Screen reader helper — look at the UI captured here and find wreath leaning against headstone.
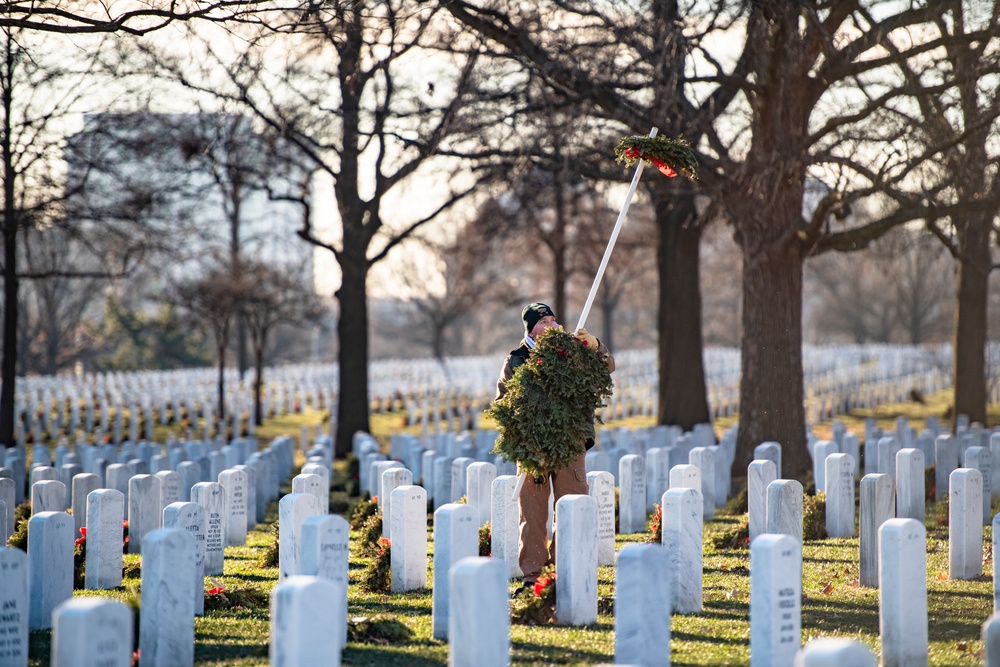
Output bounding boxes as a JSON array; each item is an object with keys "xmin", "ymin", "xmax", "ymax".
[{"xmin": 486, "ymin": 328, "xmax": 614, "ymax": 479}]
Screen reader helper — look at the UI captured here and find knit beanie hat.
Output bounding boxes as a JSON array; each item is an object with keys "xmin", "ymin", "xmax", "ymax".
[{"xmin": 522, "ymin": 302, "xmax": 556, "ymax": 334}]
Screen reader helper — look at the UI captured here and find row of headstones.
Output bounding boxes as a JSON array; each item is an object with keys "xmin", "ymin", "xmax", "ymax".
[
  {"xmin": 355, "ymin": 419, "xmax": 729, "ymax": 503},
  {"xmin": 0, "ymin": 433, "xmax": 299, "ymax": 554},
  {"xmin": 276, "ymin": 472, "xmax": 959, "ymax": 667},
  {"xmin": 810, "ymin": 425, "xmax": 1000, "ymax": 521},
  {"xmin": 0, "ymin": 432, "xmax": 283, "ymax": 507},
  {"xmin": 10, "ymin": 342, "xmax": 955, "ymax": 433},
  {"xmin": 17, "ymin": 396, "xmax": 260, "ymax": 447},
  {"xmin": 751, "ymin": 440, "xmax": 997, "ymax": 589},
  {"xmin": 0, "ymin": 433, "xmax": 321, "ymax": 666},
  {"xmin": 6, "ymin": 436, "xmax": 297, "ymax": 595},
  {"xmin": 18, "ymin": 368, "xmax": 331, "ymax": 428},
  {"xmin": 1, "ymin": 436, "xmax": 254, "ymax": 497},
  {"xmin": 26, "ymin": 458, "xmax": 988, "ymax": 667},
  {"xmin": 359, "ymin": 424, "xmax": 746, "ymax": 563},
  {"xmin": 0, "ymin": 529, "xmax": 348, "ymax": 667}
]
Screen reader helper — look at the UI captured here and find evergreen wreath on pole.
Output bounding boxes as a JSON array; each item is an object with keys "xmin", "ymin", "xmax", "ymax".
[
  {"xmin": 486, "ymin": 328, "xmax": 613, "ymax": 479},
  {"xmin": 614, "ymin": 134, "xmax": 698, "ymax": 180}
]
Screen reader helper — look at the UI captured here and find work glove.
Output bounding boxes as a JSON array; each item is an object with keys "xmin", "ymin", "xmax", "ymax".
[{"xmin": 574, "ymin": 328, "xmax": 598, "ymax": 349}]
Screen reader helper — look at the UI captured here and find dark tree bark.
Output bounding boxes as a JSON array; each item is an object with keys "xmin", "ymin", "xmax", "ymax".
[
  {"xmin": 734, "ymin": 239, "xmax": 807, "ymax": 477},
  {"xmin": 216, "ymin": 326, "xmax": 228, "ymax": 425},
  {"xmin": 335, "ymin": 247, "xmax": 370, "ymax": 458},
  {"xmin": 0, "ymin": 35, "xmax": 17, "ymax": 446},
  {"xmin": 652, "ymin": 184, "xmax": 710, "ymax": 430},
  {"xmin": 953, "ymin": 217, "xmax": 991, "ymax": 425},
  {"xmin": 254, "ymin": 343, "xmax": 264, "ymax": 427}
]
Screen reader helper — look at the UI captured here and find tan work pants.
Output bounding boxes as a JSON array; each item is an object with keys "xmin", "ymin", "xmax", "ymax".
[{"xmin": 517, "ymin": 451, "xmax": 588, "ymax": 581}]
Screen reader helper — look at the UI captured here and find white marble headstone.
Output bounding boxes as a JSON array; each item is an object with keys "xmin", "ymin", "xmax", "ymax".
[
  {"xmin": 279, "ymin": 492, "xmax": 321, "ymax": 580},
  {"xmin": 85, "ymin": 489, "xmax": 125, "ymax": 590},
  {"xmin": 432, "ymin": 503, "xmax": 478, "ymax": 640},
  {"xmin": 191, "ymin": 481, "xmax": 226, "ymax": 576},
  {"xmin": 586, "ymin": 471, "xmax": 616, "ymax": 567},
  {"xmin": 448, "ymin": 557, "xmax": 509, "ymax": 667},
  {"xmin": 71, "ymin": 473, "xmax": 101, "ymax": 539},
  {"xmin": 748, "ymin": 460, "xmax": 777, "ymax": 541},
  {"xmin": 765, "ymin": 480, "xmax": 803, "ymax": 544},
  {"xmin": 300, "ymin": 514, "xmax": 350, "ymax": 649},
  {"xmin": 490, "ymin": 475, "xmax": 521, "ymax": 578},
  {"xmin": 824, "ymin": 453, "xmax": 855, "ymax": 538},
  {"xmin": 661, "ymin": 487, "xmax": 703, "ymax": 614},
  {"xmin": 31, "ymin": 479, "xmax": 67, "ymax": 515},
  {"xmin": 934, "ymin": 435, "xmax": 958, "ymax": 502},
  {"xmin": 269, "ymin": 576, "xmax": 343, "ymax": 666},
  {"xmin": 753, "ymin": 442, "xmax": 782, "ymax": 479},
  {"xmin": 163, "ymin": 502, "xmax": 207, "ymax": 616},
  {"xmin": 895, "ymin": 448, "xmax": 925, "ymax": 522},
  {"xmin": 949, "ymin": 468, "xmax": 983, "ymax": 580},
  {"xmin": 555, "ymin": 494, "xmax": 598, "ymax": 626},
  {"xmin": 615, "ymin": 543, "xmax": 670, "ymax": 667},
  {"xmin": 0, "ymin": 547, "xmax": 29, "ymax": 665},
  {"xmin": 128, "ymin": 474, "xmax": 162, "ymax": 554},
  {"xmin": 859, "ymin": 473, "xmax": 894, "ymax": 587},
  {"xmin": 218, "ymin": 469, "xmax": 248, "ymax": 547},
  {"xmin": 619, "ymin": 454, "xmax": 647, "ymax": 534},
  {"xmin": 879, "ymin": 518, "xmax": 928, "ymax": 667},
  {"xmin": 293, "ymin": 472, "xmax": 329, "ymax": 517},
  {"xmin": 964, "ymin": 446, "xmax": 992, "ymax": 525},
  {"xmin": 51, "ymin": 597, "xmax": 133, "ymax": 667},
  {"xmin": 750, "ymin": 533, "xmax": 801, "ymax": 667},
  {"xmin": 794, "ymin": 638, "xmax": 875, "ymax": 666},
  {"xmin": 28, "ymin": 511, "xmax": 74, "ymax": 630},
  {"xmin": 466, "ymin": 462, "xmax": 496, "ymax": 527},
  {"xmin": 380, "ymin": 467, "xmax": 413, "ymax": 538},
  {"xmin": 390, "ymin": 485, "xmax": 428, "ymax": 592}
]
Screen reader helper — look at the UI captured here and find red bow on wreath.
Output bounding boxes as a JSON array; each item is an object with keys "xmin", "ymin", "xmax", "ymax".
[{"xmin": 623, "ymin": 146, "xmax": 678, "ymax": 178}]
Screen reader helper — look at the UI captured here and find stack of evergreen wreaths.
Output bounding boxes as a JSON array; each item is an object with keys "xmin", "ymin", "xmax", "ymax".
[{"xmin": 487, "ymin": 328, "xmax": 613, "ymax": 478}]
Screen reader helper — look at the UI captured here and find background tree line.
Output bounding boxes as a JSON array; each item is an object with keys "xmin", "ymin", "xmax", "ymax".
[{"xmin": 1, "ymin": 1, "xmax": 998, "ymax": 483}]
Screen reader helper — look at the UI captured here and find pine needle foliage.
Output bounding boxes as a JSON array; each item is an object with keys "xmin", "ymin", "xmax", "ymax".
[
  {"xmin": 614, "ymin": 134, "xmax": 698, "ymax": 180},
  {"xmin": 486, "ymin": 328, "xmax": 613, "ymax": 478}
]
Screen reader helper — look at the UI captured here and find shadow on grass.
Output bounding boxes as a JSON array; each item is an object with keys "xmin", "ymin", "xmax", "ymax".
[
  {"xmin": 195, "ymin": 641, "xmax": 268, "ymax": 661},
  {"xmin": 671, "ymin": 628, "xmax": 748, "ymax": 647},
  {"xmin": 351, "ymin": 599, "xmax": 433, "ymax": 615},
  {"xmin": 685, "ymin": 599, "xmax": 755, "ymax": 625},
  {"xmin": 344, "ymin": 642, "xmax": 447, "ymax": 667},
  {"xmin": 29, "ymin": 629, "xmax": 52, "ymax": 665},
  {"xmin": 704, "ymin": 564, "xmax": 749, "ymax": 576},
  {"xmin": 803, "ymin": 554, "xmax": 857, "ymax": 564},
  {"xmin": 225, "ymin": 571, "xmax": 278, "ymax": 583},
  {"xmin": 803, "ymin": 596, "xmax": 879, "ymax": 634},
  {"xmin": 511, "ymin": 637, "xmax": 612, "ymax": 665}
]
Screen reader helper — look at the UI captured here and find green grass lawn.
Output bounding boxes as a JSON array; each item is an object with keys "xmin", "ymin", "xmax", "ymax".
[{"xmin": 22, "ymin": 391, "xmax": 1000, "ymax": 666}]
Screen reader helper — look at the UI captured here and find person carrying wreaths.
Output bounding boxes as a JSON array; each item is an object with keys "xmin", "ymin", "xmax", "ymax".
[{"xmin": 491, "ymin": 302, "xmax": 615, "ymax": 589}]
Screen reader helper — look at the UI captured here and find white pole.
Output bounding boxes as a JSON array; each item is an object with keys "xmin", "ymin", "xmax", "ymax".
[
  {"xmin": 574, "ymin": 126, "xmax": 658, "ymax": 333},
  {"xmin": 511, "ymin": 126, "xmax": 658, "ymax": 502}
]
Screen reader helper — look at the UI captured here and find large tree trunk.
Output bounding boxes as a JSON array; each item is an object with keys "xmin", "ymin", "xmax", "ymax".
[
  {"xmin": 216, "ymin": 336, "xmax": 226, "ymax": 428},
  {"xmin": 733, "ymin": 241, "xmax": 808, "ymax": 480},
  {"xmin": 652, "ymin": 185, "xmax": 710, "ymax": 430},
  {"xmin": 254, "ymin": 336, "xmax": 264, "ymax": 427},
  {"xmin": 1, "ymin": 223, "xmax": 16, "ymax": 446},
  {"xmin": 237, "ymin": 318, "xmax": 249, "ymax": 378},
  {"xmin": 953, "ymin": 216, "xmax": 991, "ymax": 426},
  {"xmin": 334, "ymin": 248, "xmax": 370, "ymax": 459},
  {"xmin": 0, "ymin": 40, "xmax": 16, "ymax": 447}
]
